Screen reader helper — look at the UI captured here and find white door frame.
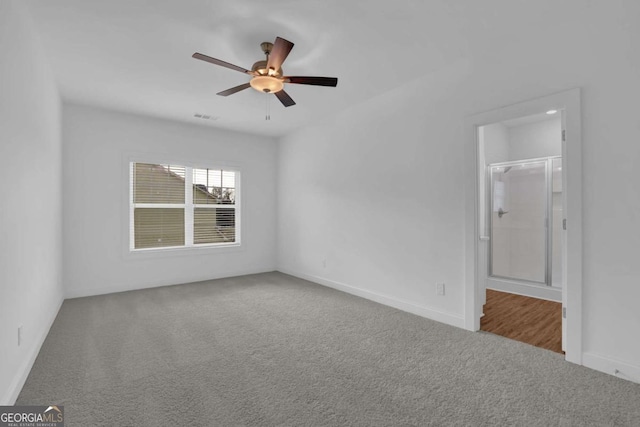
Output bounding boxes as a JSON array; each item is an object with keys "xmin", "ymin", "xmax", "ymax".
[{"xmin": 463, "ymin": 88, "xmax": 583, "ymax": 364}]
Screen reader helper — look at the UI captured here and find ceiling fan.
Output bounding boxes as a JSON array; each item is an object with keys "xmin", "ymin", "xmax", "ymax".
[{"xmin": 192, "ymin": 37, "xmax": 338, "ymax": 107}]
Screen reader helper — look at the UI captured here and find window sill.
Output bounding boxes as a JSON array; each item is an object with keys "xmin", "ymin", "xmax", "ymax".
[{"xmin": 123, "ymin": 242, "xmax": 243, "ymax": 260}]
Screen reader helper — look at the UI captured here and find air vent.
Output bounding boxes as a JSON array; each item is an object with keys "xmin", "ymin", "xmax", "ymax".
[{"xmin": 193, "ymin": 113, "xmax": 218, "ymax": 121}]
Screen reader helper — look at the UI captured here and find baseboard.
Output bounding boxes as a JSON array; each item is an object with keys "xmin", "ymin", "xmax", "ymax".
[
  {"xmin": 278, "ymin": 269, "xmax": 465, "ymax": 329},
  {"xmin": 65, "ymin": 267, "xmax": 276, "ymax": 299},
  {"xmin": 487, "ymin": 278, "xmax": 562, "ymax": 302},
  {"xmin": 583, "ymin": 352, "xmax": 640, "ymax": 384},
  {"xmin": 2, "ymin": 296, "xmax": 64, "ymax": 405}
]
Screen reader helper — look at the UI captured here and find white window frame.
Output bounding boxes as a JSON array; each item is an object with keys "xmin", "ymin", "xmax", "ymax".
[{"xmin": 129, "ymin": 162, "xmax": 241, "ymax": 252}]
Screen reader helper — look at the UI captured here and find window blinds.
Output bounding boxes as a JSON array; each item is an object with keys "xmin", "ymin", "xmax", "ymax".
[
  {"xmin": 192, "ymin": 167, "xmax": 236, "ymax": 244},
  {"xmin": 131, "ymin": 163, "xmax": 237, "ymax": 250}
]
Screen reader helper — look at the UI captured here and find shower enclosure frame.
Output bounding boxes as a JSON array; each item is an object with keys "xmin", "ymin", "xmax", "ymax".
[{"xmin": 487, "ymin": 155, "xmax": 561, "ymax": 288}]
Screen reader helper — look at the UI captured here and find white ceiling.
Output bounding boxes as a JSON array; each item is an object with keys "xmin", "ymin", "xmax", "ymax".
[
  {"xmin": 21, "ymin": 0, "xmax": 469, "ymax": 136},
  {"xmin": 24, "ymin": 0, "xmax": 569, "ymax": 137}
]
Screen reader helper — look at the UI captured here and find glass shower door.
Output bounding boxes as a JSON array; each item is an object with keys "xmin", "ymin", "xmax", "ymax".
[{"xmin": 490, "ymin": 160, "xmax": 548, "ymax": 284}]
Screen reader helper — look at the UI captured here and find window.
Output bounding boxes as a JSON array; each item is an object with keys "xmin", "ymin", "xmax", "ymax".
[{"xmin": 130, "ymin": 162, "xmax": 239, "ymax": 251}]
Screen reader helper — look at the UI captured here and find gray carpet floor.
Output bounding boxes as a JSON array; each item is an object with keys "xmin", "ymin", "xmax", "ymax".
[{"xmin": 17, "ymin": 272, "xmax": 640, "ymax": 426}]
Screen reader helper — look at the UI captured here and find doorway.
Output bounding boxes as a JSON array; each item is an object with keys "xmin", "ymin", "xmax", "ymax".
[
  {"xmin": 479, "ymin": 112, "xmax": 563, "ymax": 352},
  {"xmin": 464, "ymin": 89, "xmax": 583, "ymax": 364}
]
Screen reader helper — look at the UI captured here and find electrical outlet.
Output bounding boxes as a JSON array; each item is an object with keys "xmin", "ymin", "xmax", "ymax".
[
  {"xmin": 436, "ymin": 283, "xmax": 445, "ymax": 296},
  {"xmin": 18, "ymin": 325, "xmax": 22, "ymax": 346},
  {"xmin": 322, "ymin": 258, "xmax": 327, "ymax": 268}
]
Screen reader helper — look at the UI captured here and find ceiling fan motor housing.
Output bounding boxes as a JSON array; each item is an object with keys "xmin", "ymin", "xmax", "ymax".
[{"xmin": 251, "ymin": 60, "xmax": 282, "ymax": 77}]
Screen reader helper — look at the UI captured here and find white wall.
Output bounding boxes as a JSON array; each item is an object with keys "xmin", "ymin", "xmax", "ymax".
[
  {"xmin": 0, "ymin": 1, "xmax": 64, "ymax": 404},
  {"xmin": 508, "ymin": 118, "xmax": 561, "ymax": 161},
  {"xmin": 278, "ymin": 1, "xmax": 640, "ymax": 378},
  {"xmin": 62, "ymin": 104, "xmax": 277, "ymax": 297},
  {"xmin": 482, "ymin": 122, "xmax": 510, "ymax": 165},
  {"xmin": 482, "ymin": 117, "xmax": 561, "ymax": 164},
  {"xmin": 278, "ymin": 66, "xmax": 470, "ymax": 327}
]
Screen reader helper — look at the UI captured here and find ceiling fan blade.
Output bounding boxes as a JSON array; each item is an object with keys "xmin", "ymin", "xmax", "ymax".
[
  {"xmin": 267, "ymin": 37, "xmax": 294, "ymax": 72},
  {"xmin": 217, "ymin": 83, "xmax": 251, "ymax": 97},
  {"xmin": 275, "ymin": 89, "xmax": 296, "ymax": 107},
  {"xmin": 285, "ymin": 76, "xmax": 338, "ymax": 87},
  {"xmin": 193, "ymin": 52, "xmax": 251, "ymax": 74}
]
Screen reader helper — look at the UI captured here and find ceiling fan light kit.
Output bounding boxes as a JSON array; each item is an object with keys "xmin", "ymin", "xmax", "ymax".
[
  {"xmin": 193, "ymin": 36, "xmax": 338, "ymax": 108},
  {"xmin": 250, "ymin": 76, "xmax": 283, "ymax": 93}
]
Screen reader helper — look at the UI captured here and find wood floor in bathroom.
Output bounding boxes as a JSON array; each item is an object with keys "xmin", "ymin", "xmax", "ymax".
[{"xmin": 481, "ymin": 289, "xmax": 563, "ymax": 354}]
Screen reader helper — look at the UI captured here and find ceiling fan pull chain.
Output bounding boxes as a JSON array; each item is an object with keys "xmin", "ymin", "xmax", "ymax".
[{"xmin": 265, "ymin": 93, "xmax": 271, "ymax": 121}]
